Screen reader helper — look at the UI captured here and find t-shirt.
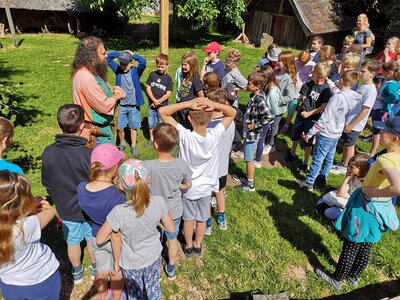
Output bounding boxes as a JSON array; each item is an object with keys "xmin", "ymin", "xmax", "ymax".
[
  {"xmin": 346, "ymin": 84, "xmax": 377, "ymax": 132},
  {"xmin": 300, "ymin": 81, "xmax": 332, "ymax": 120},
  {"xmin": 0, "ymin": 216, "xmax": 59, "ymax": 285},
  {"xmin": 144, "ymin": 158, "xmax": 192, "ymax": 219},
  {"xmin": 146, "ymin": 71, "xmax": 173, "ymax": 107},
  {"xmin": 221, "ymin": 67, "xmax": 248, "ymax": 107},
  {"xmin": 0, "ymin": 159, "xmax": 24, "ymax": 174},
  {"xmin": 363, "ymin": 152, "xmax": 400, "ymax": 200},
  {"xmin": 256, "ymin": 57, "xmax": 269, "ymax": 68},
  {"xmin": 120, "ymin": 72, "xmax": 136, "ymax": 106},
  {"xmin": 207, "ymin": 118, "xmax": 235, "ymax": 177},
  {"xmin": 353, "ymin": 27, "xmax": 373, "ymax": 54},
  {"xmin": 205, "ymin": 60, "xmax": 225, "ymax": 81},
  {"xmin": 177, "ymin": 75, "xmax": 203, "ymax": 102},
  {"xmin": 107, "ymin": 196, "xmax": 168, "ymax": 270},
  {"xmin": 77, "ymin": 183, "xmax": 126, "ymax": 237},
  {"xmin": 176, "ymin": 122, "xmax": 225, "ymax": 199},
  {"xmin": 295, "ymin": 59, "xmax": 315, "ymax": 97}
]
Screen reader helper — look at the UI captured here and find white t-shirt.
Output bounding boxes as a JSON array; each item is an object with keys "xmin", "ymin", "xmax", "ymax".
[
  {"xmin": 346, "ymin": 84, "xmax": 377, "ymax": 132},
  {"xmin": 177, "ymin": 123, "xmax": 225, "ymax": 199},
  {"xmin": 0, "ymin": 216, "xmax": 59, "ymax": 285}
]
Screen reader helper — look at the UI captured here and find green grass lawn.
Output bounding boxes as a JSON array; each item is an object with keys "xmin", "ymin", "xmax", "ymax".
[{"xmin": 1, "ymin": 20, "xmax": 400, "ymax": 299}]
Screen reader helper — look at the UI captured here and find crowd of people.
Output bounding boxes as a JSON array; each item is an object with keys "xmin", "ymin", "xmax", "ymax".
[{"xmin": 1, "ymin": 12, "xmax": 400, "ymax": 300}]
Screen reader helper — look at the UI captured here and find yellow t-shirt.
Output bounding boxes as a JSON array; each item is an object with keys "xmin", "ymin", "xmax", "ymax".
[{"xmin": 362, "ymin": 152, "xmax": 400, "ymax": 198}]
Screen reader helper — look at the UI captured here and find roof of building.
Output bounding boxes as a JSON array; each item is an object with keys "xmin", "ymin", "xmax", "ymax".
[{"xmin": 0, "ymin": 0, "xmax": 90, "ymax": 12}]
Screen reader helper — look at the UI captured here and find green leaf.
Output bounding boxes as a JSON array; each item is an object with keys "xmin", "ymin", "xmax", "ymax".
[
  {"xmin": 2, "ymin": 96, "xmax": 9, "ymax": 104},
  {"xmin": 10, "ymin": 114, "xmax": 16, "ymax": 122},
  {"xmin": 1, "ymin": 107, "xmax": 10, "ymax": 115},
  {"xmin": 11, "ymin": 101, "xmax": 18, "ymax": 106}
]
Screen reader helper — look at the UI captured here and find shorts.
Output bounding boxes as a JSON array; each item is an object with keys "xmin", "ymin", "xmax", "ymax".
[
  {"xmin": 61, "ymin": 219, "xmax": 92, "ymax": 245},
  {"xmin": 182, "ymin": 195, "xmax": 210, "ymax": 221},
  {"xmin": 163, "ymin": 218, "xmax": 181, "ymax": 240},
  {"xmin": 117, "ymin": 105, "xmax": 141, "ymax": 129},
  {"xmin": 371, "ymin": 108, "xmax": 383, "ymax": 135},
  {"xmin": 291, "ymin": 112, "xmax": 315, "ymax": 147},
  {"xmin": 148, "ymin": 106, "xmax": 163, "ymax": 129},
  {"xmin": 219, "ymin": 175, "xmax": 227, "ymax": 190},
  {"xmin": 91, "ymin": 238, "xmax": 113, "ymax": 272},
  {"xmin": 342, "ymin": 130, "xmax": 361, "ymax": 146},
  {"xmin": 244, "ymin": 140, "xmax": 259, "ymax": 162}
]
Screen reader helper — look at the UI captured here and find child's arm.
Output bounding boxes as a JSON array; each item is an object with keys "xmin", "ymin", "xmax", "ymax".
[
  {"xmin": 106, "ymin": 51, "xmax": 120, "ymax": 73},
  {"xmin": 301, "ymin": 102, "xmax": 328, "ymax": 119},
  {"xmin": 336, "ymin": 174, "xmax": 352, "ymax": 198},
  {"xmin": 157, "ymin": 91, "xmax": 172, "ymax": 105},
  {"xmin": 344, "ymin": 105, "xmax": 371, "ymax": 133},
  {"xmin": 146, "ymin": 84, "xmax": 158, "ymax": 107},
  {"xmin": 180, "ymin": 179, "xmax": 192, "ymax": 190},
  {"xmin": 96, "ymin": 220, "xmax": 113, "ymax": 245},
  {"xmin": 36, "ymin": 199, "xmax": 57, "ymax": 230},
  {"xmin": 160, "ymin": 212, "xmax": 176, "ymax": 233},
  {"xmin": 110, "ymin": 231, "xmax": 122, "ymax": 275},
  {"xmin": 364, "ymin": 167, "xmax": 400, "ymax": 198},
  {"xmin": 132, "ymin": 53, "xmax": 147, "ymax": 76}
]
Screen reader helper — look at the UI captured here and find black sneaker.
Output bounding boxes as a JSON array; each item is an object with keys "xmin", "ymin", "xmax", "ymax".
[
  {"xmin": 234, "ymin": 183, "xmax": 256, "ymax": 192},
  {"xmin": 295, "ymin": 179, "xmax": 314, "ymax": 191},
  {"xmin": 193, "ymin": 244, "xmax": 202, "ymax": 257},
  {"xmin": 231, "ymin": 174, "xmax": 247, "ymax": 184},
  {"xmin": 300, "ymin": 163, "xmax": 309, "ymax": 174},
  {"xmin": 315, "ymin": 175, "xmax": 327, "ymax": 186},
  {"xmin": 315, "ymin": 267, "xmax": 342, "ymax": 290},
  {"xmin": 284, "ymin": 152, "xmax": 297, "ymax": 163},
  {"xmin": 183, "ymin": 245, "xmax": 194, "ymax": 257}
]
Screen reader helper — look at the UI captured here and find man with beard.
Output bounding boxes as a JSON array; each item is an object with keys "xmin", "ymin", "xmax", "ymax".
[{"xmin": 72, "ymin": 36, "xmax": 126, "ymax": 144}]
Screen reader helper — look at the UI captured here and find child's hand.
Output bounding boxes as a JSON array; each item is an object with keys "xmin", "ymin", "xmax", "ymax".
[
  {"xmin": 302, "ymin": 132, "xmax": 309, "ymax": 143},
  {"xmin": 300, "ymin": 111, "xmax": 311, "ymax": 118},
  {"xmin": 203, "ymin": 57, "xmax": 210, "ymax": 65},
  {"xmin": 111, "ymin": 262, "xmax": 121, "ymax": 276},
  {"xmin": 113, "ymin": 86, "xmax": 126, "ymax": 99},
  {"xmin": 247, "ymin": 123, "xmax": 255, "ymax": 130},
  {"xmin": 343, "ymin": 124, "xmax": 354, "ymax": 133},
  {"xmin": 192, "ymin": 98, "xmax": 213, "ymax": 111}
]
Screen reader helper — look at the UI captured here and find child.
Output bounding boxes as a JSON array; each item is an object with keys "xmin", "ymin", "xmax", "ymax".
[
  {"xmin": 298, "ymin": 71, "xmax": 361, "ymax": 190},
  {"xmin": 206, "ymin": 88, "xmax": 235, "ymax": 233},
  {"xmin": 319, "ymin": 45, "xmax": 337, "ymax": 79},
  {"xmin": 255, "ymin": 43, "xmax": 278, "ymax": 71},
  {"xmin": 96, "ymin": 159, "xmax": 175, "ymax": 299},
  {"xmin": 77, "ymin": 144, "xmax": 126, "ymax": 300},
  {"xmin": 203, "ymin": 72, "xmax": 221, "ymax": 95},
  {"xmin": 106, "ymin": 50, "xmax": 147, "ymax": 158},
  {"xmin": 336, "ymin": 35, "xmax": 355, "ymax": 62},
  {"xmin": 265, "ymin": 47, "xmax": 282, "ymax": 72},
  {"xmin": 0, "ymin": 171, "xmax": 60, "ymax": 299},
  {"xmin": 42, "ymin": 104, "xmax": 96, "ymax": 284},
  {"xmin": 159, "ymin": 98, "xmax": 236, "ymax": 255},
  {"xmin": 200, "ymin": 41, "xmax": 225, "ymax": 81},
  {"xmin": 315, "ymin": 154, "xmax": 369, "ymax": 220},
  {"xmin": 285, "ymin": 63, "xmax": 332, "ymax": 173},
  {"xmin": 144, "ymin": 123, "xmax": 193, "ymax": 280},
  {"xmin": 310, "ymin": 36, "xmax": 324, "ymax": 63},
  {"xmin": 330, "ymin": 52, "xmax": 360, "ymax": 89},
  {"xmin": 375, "ymin": 37, "xmax": 400, "ymax": 66},
  {"xmin": 315, "ymin": 116, "xmax": 400, "ymax": 290},
  {"xmin": 233, "ymin": 72, "xmax": 274, "ymax": 190},
  {"xmin": 0, "ymin": 117, "xmax": 24, "ymax": 174},
  {"xmin": 280, "ymin": 50, "xmax": 315, "ymax": 135},
  {"xmin": 145, "ymin": 53, "xmax": 173, "ymax": 147}
]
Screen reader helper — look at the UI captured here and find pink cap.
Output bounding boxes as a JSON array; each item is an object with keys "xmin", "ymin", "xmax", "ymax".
[
  {"xmin": 91, "ymin": 144, "xmax": 126, "ymax": 170},
  {"xmin": 204, "ymin": 41, "xmax": 221, "ymax": 53}
]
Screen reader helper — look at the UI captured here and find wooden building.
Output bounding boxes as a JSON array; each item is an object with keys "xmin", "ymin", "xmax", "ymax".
[{"xmin": 244, "ymin": 0, "xmax": 353, "ymax": 50}]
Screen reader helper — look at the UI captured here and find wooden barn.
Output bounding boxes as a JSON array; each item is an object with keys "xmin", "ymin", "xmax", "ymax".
[{"xmin": 244, "ymin": 0, "xmax": 353, "ymax": 50}]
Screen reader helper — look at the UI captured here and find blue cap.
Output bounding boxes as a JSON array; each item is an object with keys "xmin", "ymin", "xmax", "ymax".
[
  {"xmin": 118, "ymin": 51, "xmax": 132, "ymax": 64},
  {"xmin": 373, "ymin": 117, "xmax": 400, "ymax": 138}
]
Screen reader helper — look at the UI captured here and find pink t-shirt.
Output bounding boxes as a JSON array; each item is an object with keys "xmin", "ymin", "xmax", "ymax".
[{"xmin": 295, "ymin": 59, "xmax": 316, "ymax": 98}]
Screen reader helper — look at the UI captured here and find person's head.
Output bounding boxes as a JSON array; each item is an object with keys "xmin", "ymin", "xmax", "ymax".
[
  {"xmin": 0, "ymin": 117, "xmax": 14, "ymax": 151},
  {"xmin": 319, "ymin": 45, "xmax": 336, "ymax": 63},
  {"xmin": 89, "ymin": 144, "xmax": 126, "ymax": 182},
  {"xmin": 386, "ymin": 37, "xmax": 400, "ymax": 53},
  {"xmin": 340, "ymin": 52, "xmax": 360, "ymax": 73},
  {"xmin": 298, "ymin": 50, "xmax": 312, "ymax": 65},
  {"xmin": 153, "ymin": 123, "xmax": 179, "ymax": 153},
  {"xmin": 156, "ymin": 53, "xmax": 169, "ymax": 74},
  {"xmin": 204, "ymin": 41, "xmax": 221, "ymax": 61},
  {"xmin": 359, "ymin": 60, "xmax": 380, "ymax": 83},
  {"xmin": 373, "ymin": 74, "xmax": 386, "ymax": 90},
  {"xmin": 313, "ymin": 63, "xmax": 330, "ymax": 84},
  {"xmin": 57, "ymin": 104, "xmax": 85, "ymax": 135},
  {"xmin": 258, "ymin": 66, "xmax": 278, "ymax": 95},
  {"xmin": 225, "ymin": 49, "xmax": 241, "ymax": 70},
  {"xmin": 382, "ymin": 61, "xmax": 400, "ymax": 81},
  {"xmin": 72, "ymin": 36, "xmax": 108, "ymax": 82},
  {"xmin": 356, "ymin": 14, "xmax": 369, "ymax": 30},
  {"xmin": 203, "ymin": 72, "xmax": 220, "ymax": 90},
  {"xmin": 118, "ymin": 159, "xmax": 151, "ymax": 216},
  {"xmin": 374, "ymin": 117, "xmax": 400, "ymax": 148},
  {"xmin": 338, "ymin": 70, "xmax": 359, "ymax": 89},
  {"xmin": 247, "ymin": 72, "xmax": 265, "ymax": 93},
  {"xmin": 267, "ymin": 47, "xmax": 282, "ymax": 67},
  {"xmin": 117, "ymin": 51, "xmax": 133, "ymax": 73},
  {"xmin": 343, "ymin": 35, "xmax": 355, "ymax": 51},
  {"xmin": 348, "ymin": 153, "xmax": 369, "ymax": 178},
  {"xmin": 311, "ymin": 36, "xmax": 324, "ymax": 51},
  {"xmin": 188, "ymin": 110, "xmax": 213, "ymax": 128},
  {"xmin": 0, "ymin": 171, "xmax": 35, "ymax": 264},
  {"xmin": 267, "ymin": 43, "xmax": 278, "ymax": 54},
  {"xmin": 207, "ymin": 88, "xmax": 228, "ymax": 106},
  {"xmin": 181, "ymin": 51, "xmax": 199, "ymax": 81},
  {"xmin": 278, "ymin": 51, "xmax": 297, "ymax": 85}
]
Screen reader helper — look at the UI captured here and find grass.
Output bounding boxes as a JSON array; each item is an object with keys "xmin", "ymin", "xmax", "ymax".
[{"xmin": 1, "ymin": 18, "xmax": 400, "ymax": 299}]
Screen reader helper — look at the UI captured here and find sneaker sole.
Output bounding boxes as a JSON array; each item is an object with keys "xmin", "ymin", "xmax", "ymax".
[{"xmin": 73, "ymin": 277, "xmax": 84, "ymax": 284}]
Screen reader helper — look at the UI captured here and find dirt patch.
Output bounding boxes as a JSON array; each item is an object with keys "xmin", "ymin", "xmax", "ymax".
[{"xmin": 284, "ymin": 265, "xmax": 307, "ymax": 281}]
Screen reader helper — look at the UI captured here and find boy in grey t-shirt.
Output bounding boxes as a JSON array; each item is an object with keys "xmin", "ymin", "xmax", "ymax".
[{"xmin": 144, "ymin": 123, "xmax": 192, "ymax": 281}]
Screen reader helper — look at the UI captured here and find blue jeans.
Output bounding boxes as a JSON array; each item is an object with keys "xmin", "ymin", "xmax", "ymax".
[{"xmin": 306, "ymin": 134, "xmax": 339, "ymax": 184}]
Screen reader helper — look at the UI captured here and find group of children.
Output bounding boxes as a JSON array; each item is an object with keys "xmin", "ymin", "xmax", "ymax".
[{"xmin": 1, "ymin": 29, "xmax": 400, "ymax": 298}]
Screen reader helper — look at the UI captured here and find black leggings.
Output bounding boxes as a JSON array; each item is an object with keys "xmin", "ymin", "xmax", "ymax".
[{"xmin": 333, "ymin": 239, "xmax": 372, "ymax": 281}]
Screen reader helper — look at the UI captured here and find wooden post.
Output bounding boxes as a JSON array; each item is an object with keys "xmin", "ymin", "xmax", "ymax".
[
  {"xmin": 5, "ymin": 0, "xmax": 18, "ymax": 47},
  {"xmin": 159, "ymin": 0, "xmax": 169, "ymax": 55}
]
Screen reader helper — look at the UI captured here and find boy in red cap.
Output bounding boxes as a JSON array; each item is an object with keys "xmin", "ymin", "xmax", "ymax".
[{"xmin": 200, "ymin": 41, "xmax": 225, "ymax": 82}]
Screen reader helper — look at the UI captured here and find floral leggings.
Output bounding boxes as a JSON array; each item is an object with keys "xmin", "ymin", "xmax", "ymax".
[{"xmin": 122, "ymin": 257, "xmax": 161, "ymax": 300}]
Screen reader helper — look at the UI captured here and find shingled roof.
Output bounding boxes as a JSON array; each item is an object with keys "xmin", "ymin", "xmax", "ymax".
[{"xmin": 0, "ymin": 0, "xmax": 90, "ymax": 12}]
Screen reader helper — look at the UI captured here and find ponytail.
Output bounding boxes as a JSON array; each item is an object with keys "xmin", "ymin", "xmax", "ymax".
[
  {"xmin": 128, "ymin": 178, "xmax": 150, "ymax": 217},
  {"xmin": 89, "ymin": 162, "xmax": 103, "ymax": 182}
]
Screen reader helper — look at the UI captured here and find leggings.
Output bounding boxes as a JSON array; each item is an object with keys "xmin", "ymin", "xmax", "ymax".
[
  {"xmin": 255, "ymin": 122, "xmax": 272, "ymax": 162},
  {"xmin": 333, "ymin": 239, "xmax": 372, "ymax": 281},
  {"xmin": 266, "ymin": 114, "xmax": 283, "ymax": 146}
]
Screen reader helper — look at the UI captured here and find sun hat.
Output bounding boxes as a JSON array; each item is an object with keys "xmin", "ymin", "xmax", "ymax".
[
  {"xmin": 118, "ymin": 51, "xmax": 132, "ymax": 64},
  {"xmin": 373, "ymin": 117, "xmax": 400, "ymax": 138},
  {"xmin": 267, "ymin": 47, "xmax": 282, "ymax": 62},
  {"xmin": 91, "ymin": 144, "xmax": 126, "ymax": 170},
  {"xmin": 204, "ymin": 42, "xmax": 221, "ymax": 53},
  {"xmin": 118, "ymin": 159, "xmax": 151, "ymax": 190}
]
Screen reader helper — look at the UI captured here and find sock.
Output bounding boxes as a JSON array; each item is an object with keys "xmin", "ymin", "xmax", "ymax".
[
  {"xmin": 247, "ymin": 179, "xmax": 254, "ymax": 187},
  {"xmin": 73, "ymin": 264, "xmax": 83, "ymax": 273},
  {"xmin": 91, "ymin": 263, "xmax": 96, "ymax": 270},
  {"xmin": 167, "ymin": 264, "xmax": 175, "ymax": 272},
  {"xmin": 217, "ymin": 212, "xmax": 225, "ymax": 222},
  {"xmin": 206, "ymin": 217, "xmax": 212, "ymax": 227}
]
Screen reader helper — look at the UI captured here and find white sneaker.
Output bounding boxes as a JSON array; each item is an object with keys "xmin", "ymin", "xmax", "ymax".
[
  {"xmin": 262, "ymin": 145, "xmax": 275, "ymax": 155},
  {"xmin": 205, "ymin": 226, "xmax": 212, "ymax": 236},
  {"xmin": 231, "ymin": 151, "xmax": 244, "ymax": 159},
  {"xmin": 210, "ymin": 196, "xmax": 217, "ymax": 208},
  {"xmin": 254, "ymin": 161, "xmax": 262, "ymax": 168}
]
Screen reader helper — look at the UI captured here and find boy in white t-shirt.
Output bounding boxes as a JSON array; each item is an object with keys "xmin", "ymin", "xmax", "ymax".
[{"xmin": 159, "ymin": 98, "xmax": 236, "ymax": 257}]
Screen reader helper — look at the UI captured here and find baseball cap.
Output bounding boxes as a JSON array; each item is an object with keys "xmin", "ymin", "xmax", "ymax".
[
  {"xmin": 225, "ymin": 86, "xmax": 238, "ymax": 103},
  {"xmin": 204, "ymin": 42, "xmax": 221, "ymax": 53},
  {"xmin": 91, "ymin": 144, "xmax": 126, "ymax": 170},
  {"xmin": 118, "ymin": 159, "xmax": 151, "ymax": 191},
  {"xmin": 267, "ymin": 48, "xmax": 282, "ymax": 62},
  {"xmin": 373, "ymin": 117, "xmax": 400, "ymax": 138},
  {"xmin": 118, "ymin": 51, "xmax": 132, "ymax": 65}
]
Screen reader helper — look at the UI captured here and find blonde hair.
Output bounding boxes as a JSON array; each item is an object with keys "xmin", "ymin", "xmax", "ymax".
[
  {"xmin": 340, "ymin": 70, "xmax": 359, "ymax": 87},
  {"xmin": 203, "ymin": 72, "xmax": 220, "ymax": 90},
  {"xmin": 387, "ymin": 37, "xmax": 400, "ymax": 53},
  {"xmin": 344, "ymin": 35, "xmax": 355, "ymax": 44},
  {"xmin": 182, "ymin": 51, "xmax": 199, "ymax": 82},
  {"xmin": 279, "ymin": 51, "xmax": 297, "ymax": 85},
  {"xmin": 207, "ymin": 88, "xmax": 228, "ymax": 105},
  {"xmin": 313, "ymin": 63, "xmax": 331, "ymax": 79},
  {"xmin": 319, "ymin": 45, "xmax": 336, "ymax": 62},
  {"xmin": 0, "ymin": 117, "xmax": 14, "ymax": 140},
  {"xmin": 225, "ymin": 49, "xmax": 241, "ymax": 64},
  {"xmin": 341, "ymin": 52, "xmax": 361, "ymax": 69},
  {"xmin": 357, "ymin": 14, "xmax": 370, "ymax": 28},
  {"xmin": 156, "ymin": 53, "xmax": 169, "ymax": 65},
  {"xmin": 298, "ymin": 50, "xmax": 312, "ymax": 65},
  {"xmin": 127, "ymin": 177, "xmax": 150, "ymax": 217}
]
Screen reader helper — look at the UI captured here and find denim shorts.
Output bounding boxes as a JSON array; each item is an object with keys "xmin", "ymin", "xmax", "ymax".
[
  {"xmin": 91, "ymin": 238, "xmax": 113, "ymax": 272},
  {"xmin": 148, "ymin": 106, "xmax": 163, "ymax": 129},
  {"xmin": 117, "ymin": 105, "xmax": 141, "ymax": 129},
  {"xmin": 244, "ymin": 140, "xmax": 259, "ymax": 162},
  {"xmin": 61, "ymin": 219, "xmax": 92, "ymax": 245},
  {"xmin": 163, "ymin": 218, "xmax": 181, "ymax": 240}
]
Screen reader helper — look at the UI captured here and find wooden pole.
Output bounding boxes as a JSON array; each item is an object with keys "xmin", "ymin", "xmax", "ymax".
[
  {"xmin": 159, "ymin": 0, "xmax": 169, "ymax": 55},
  {"xmin": 5, "ymin": 0, "xmax": 18, "ymax": 47}
]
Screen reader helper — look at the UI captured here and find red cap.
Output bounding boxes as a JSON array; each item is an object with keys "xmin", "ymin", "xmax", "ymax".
[{"xmin": 204, "ymin": 42, "xmax": 221, "ymax": 53}]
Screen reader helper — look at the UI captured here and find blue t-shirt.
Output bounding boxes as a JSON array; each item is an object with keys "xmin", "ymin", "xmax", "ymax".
[
  {"xmin": 0, "ymin": 159, "xmax": 24, "ymax": 174},
  {"xmin": 205, "ymin": 60, "xmax": 225, "ymax": 81},
  {"xmin": 77, "ymin": 182, "xmax": 126, "ymax": 237},
  {"xmin": 120, "ymin": 72, "xmax": 136, "ymax": 106}
]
